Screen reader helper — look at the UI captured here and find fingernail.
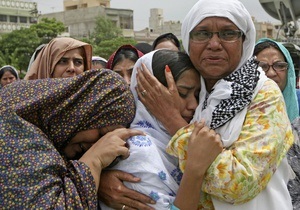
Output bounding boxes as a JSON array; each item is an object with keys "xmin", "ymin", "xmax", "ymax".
[{"xmin": 165, "ymin": 65, "xmax": 171, "ymax": 72}]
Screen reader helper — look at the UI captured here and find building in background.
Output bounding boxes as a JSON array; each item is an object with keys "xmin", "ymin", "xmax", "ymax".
[
  {"xmin": 41, "ymin": 0, "xmax": 133, "ymax": 39},
  {"xmin": 0, "ymin": 0, "xmax": 38, "ymax": 34},
  {"xmin": 64, "ymin": 0, "xmax": 110, "ymax": 10}
]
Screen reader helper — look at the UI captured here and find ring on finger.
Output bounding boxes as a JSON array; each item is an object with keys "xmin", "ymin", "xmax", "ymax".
[
  {"xmin": 121, "ymin": 204, "xmax": 126, "ymax": 210},
  {"xmin": 141, "ymin": 89, "xmax": 147, "ymax": 96}
]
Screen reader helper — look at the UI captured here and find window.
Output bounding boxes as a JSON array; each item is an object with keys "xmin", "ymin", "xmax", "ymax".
[
  {"xmin": 9, "ymin": 16, "xmax": 17, "ymax": 23},
  {"xmin": 19, "ymin": 16, "xmax": 27, "ymax": 23},
  {"xmin": 0, "ymin": 15, "xmax": 7, "ymax": 22}
]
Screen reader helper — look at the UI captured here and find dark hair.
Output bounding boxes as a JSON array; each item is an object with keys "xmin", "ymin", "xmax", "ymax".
[
  {"xmin": 0, "ymin": 66, "xmax": 18, "ymax": 80},
  {"xmin": 111, "ymin": 48, "xmax": 140, "ymax": 69},
  {"xmin": 152, "ymin": 49, "xmax": 198, "ymax": 87},
  {"xmin": 152, "ymin": 33, "xmax": 181, "ymax": 51},
  {"xmin": 253, "ymin": 41, "xmax": 286, "ymax": 61},
  {"xmin": 135, "ymin": 43, "xmax": 152, "ymax": 54}
]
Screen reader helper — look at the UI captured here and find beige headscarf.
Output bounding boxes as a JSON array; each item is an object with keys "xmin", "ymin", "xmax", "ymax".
[{"xmin": 25, "ymin": 37, "xmax": 92, "ymax": 80}]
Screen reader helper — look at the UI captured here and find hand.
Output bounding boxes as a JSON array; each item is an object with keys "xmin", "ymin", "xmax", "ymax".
[
  {"xmin": 82, "ymin": 128, "xmax": 143, "ymax": 169},
  {"xmin": 98, "ymin": 170, "xmax": 155, "ymax": 210},
  {"xmin": 79, "ymin": 128, "xmax": 144, "ymax": 191},
  {"xmin": 186, "ymin": 121, "xmax": 223, "ymax": 177},
  {"xmin": 136, "ymin": 64, "xmax": 188, "ymax": 135}
]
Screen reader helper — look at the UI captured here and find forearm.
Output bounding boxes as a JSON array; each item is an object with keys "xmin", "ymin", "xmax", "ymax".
[
  {"xmin": 79, "ymin": 155, "xmax": 102, "ymax": 191},
  {"xmin": 161, "ymin": 113, "xmax": 188, "ymax": 136},
  {"xmin": 174, "ymin": 169, "xmax": 203, "ymax": 210}
]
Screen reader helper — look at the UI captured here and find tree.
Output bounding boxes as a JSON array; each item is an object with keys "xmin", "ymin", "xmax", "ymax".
[
  {"xmin": 0, "ymin": 28, "xmax": 41, "ymax": 72},
  {"xmin": 87, "ymin": 16, "xmax": 137, "ymax": 59},
  {"xmin": 91, "ymin": 16, "xmax": 123, "ymax": 45},
  {"xmin": 30, "ymin": 18, "xmax": 65, "ymax": 43},
  {"xmin": 0, "ymin": 18, "xmax": 65, "ymax": 75},
  {"xmin": 93, "ymin": 37, "xmax": 137, "ymax": 59}
]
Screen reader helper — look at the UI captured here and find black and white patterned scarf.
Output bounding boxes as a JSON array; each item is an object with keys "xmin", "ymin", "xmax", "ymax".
[{"xmin": 193, "ymin": 56, "xmax": 267, "ymax": 147}]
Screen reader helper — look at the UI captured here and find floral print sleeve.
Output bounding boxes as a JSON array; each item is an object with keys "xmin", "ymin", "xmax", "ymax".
[{"xmin": 166, "ymin": 80, "xmax": 294, "ymax": 207}]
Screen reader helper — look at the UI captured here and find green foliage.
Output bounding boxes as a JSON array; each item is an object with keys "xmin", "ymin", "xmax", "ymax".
[
  {"xmin": 93, "ymin": 37, "xmax": 137, "ymax": 59},
  {"xmin": 91, "ymin": 16, "xmax": 122, "ymax": 45},
  {"xmin": 30, "ymin": 18, "xmax": 65, "ymax": 43},
  {"xmin": 0, "ymin": 28, "xmax": 41, "ymax": 74},
  {"xmin": 81, "ymin": 16, "xmax": 137, "ymax": 59},
  {"xmin": 0, "ymin": 18, "xmax": 65, "ymax": 76}
]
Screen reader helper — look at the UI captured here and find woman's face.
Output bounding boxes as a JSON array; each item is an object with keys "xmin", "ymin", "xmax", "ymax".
[
  {"xmin": 255, "ymin": 47, "xmax": 287, "ymax": 91},
  {"xmin": 52, "ymin": 48, "xmax": 85, "ymax": 78},
  {"xmin": 188, "ymin": 17, "xmax": 243, "ymax": 89},
  {"xmin": 176, "ymin": 69, "xmax": 200, "ymax": 122},
  {"xmin": 113, "ymin": 59, "xmax": 135, "ymax": 85},
  {"xmin": 63, "ymin": 125, "xmax": 123, "ymax": 159},
  {"xmin": 1, "ymin": 71, "xmax": 17, "ymax": 86}
]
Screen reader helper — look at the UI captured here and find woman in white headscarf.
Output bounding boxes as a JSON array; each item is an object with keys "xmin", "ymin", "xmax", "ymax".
[{"xmin": 132, "ymin": 0, "xmax": 294, "ymax": 210}]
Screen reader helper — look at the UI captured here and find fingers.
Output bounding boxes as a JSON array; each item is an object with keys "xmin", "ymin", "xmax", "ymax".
[
  {"xmin": 164, "ymin": 65, "xmax": 178, "ymax": 94},
  {"xmin": 109, "ymin": 128, "xmax": 145, "ymax": 141}
]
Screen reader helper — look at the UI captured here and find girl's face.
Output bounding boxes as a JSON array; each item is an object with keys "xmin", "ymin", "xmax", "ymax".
[
  {"xmin": 52, "ymin": 48, "xmax": 85, "ymax": 78},
  {"xmin": 1, "ymin": 71, "xmax": 17, "ymax": 86},
  {"xmin": 63, "ymin": 125, "xmax": 123, "ymax": 159},
  {"xmin": 113, "ymin": 59, "xmax": 135, "ymax": 85},
  {"xmin": 176, "ymin": 69, "xmax": 200, "ymax": 122}
]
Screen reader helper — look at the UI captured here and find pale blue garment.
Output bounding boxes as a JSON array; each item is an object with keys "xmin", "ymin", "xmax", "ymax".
[
  {"xmin": 99, "ymin": 51, "xmax": 181, "ymax": 210},
  {"xmin": 255, "ymin": 38, "xmax": 299, "ymax": 121}
]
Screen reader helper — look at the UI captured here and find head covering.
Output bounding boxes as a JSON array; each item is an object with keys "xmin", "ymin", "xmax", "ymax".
[
  {"xmin": 0, "ymin": 65, "xmax": 19, "ymax": 80},
  {"xmin": 255, "ymin": 38, "xmax": 299, "ymax": 121},
  {"xmin": 26, "ymin": 44, "xmax": 46, "ymax": 72},
  {"xmin": 25, "ymin": 37, "xmax": 92, "ymax": 80},
  {"xmin": 181, "ymin": 0, "xmax": 256, "ymax": 71},
  {"xmin": 152, "ymin": 33, "xmax": 181, "ymax": 51},
  {"xmin": 106, "ymin": 45, "xmax": 144, "ymax": 70},
  {"xmin": 0, "ymin": 69, "xmax": 135, "ymax": 208},
  {"xmin": 134, "ymin": 42, "xmax": 152, "ymax": 54},
  {"xmin": 92, "ymin": 56, "xmax": 108, "ymax": 63}
]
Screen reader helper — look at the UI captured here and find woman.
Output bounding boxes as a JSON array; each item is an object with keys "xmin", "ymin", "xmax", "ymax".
[
  {"xmin": 99, "ymin": 49, "xmax": 223, "ymax": 210},
  {"xmin": 92, "ymin": 56, "xmax": 108, "ymax": 69},
  {"xmin": 0, "ymin": 65, "xmax": 19, "ymax": 88},
  {"xmin": 99, "ymin": 0, "xmax": 295, "ymax": 209},
  {"xmin": 0, "ymin": 69, "xmax": 143, "ymax": 208},
  {"xmin": 254, "ymin": 39, "xmax": 300, "ymax": 210},
  {"xmin": 106, "ymin": 44, "xmax": 144, "ymax": 85},
  {"xmin": 254, "ymin": 38, "xmax": 299, "ymax": 121},
  {"xmin": 25, "ymin": 37, "xmax": 92, "ymax": 79},
  {"xmin": 152, "ymin": 33, "xmax": 181, "ymax": 52}
]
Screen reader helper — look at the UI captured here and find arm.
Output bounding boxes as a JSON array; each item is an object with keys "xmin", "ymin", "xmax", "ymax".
[
  {"xmin": 201, "ymin": 80, "xmax": 294, "ymax": 204},
  {"xmin": 136, "ymin": 63, "xmax": 188, "ymax": 135},
  {"xmin": 174, "ymin": 122, "xmax": 223, "ymax": 210}
]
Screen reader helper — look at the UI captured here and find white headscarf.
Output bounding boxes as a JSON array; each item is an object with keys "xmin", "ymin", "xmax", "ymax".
[
  {"xmin": 181, "ymin": 0, "xmax": 256, "ymax": 71},
  {"xmin": 181, "ymin": 0, "xmax": 268, "ymax": 147}
]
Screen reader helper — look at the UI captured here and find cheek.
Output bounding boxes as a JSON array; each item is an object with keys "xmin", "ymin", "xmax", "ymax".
[{"xmin": 52, "ymin": 66, "xmax": 64, "ymax": 78}]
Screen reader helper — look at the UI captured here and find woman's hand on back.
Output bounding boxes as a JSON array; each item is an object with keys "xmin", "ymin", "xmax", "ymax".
[{"xmin": 98, "ymin": 170, "xmax": 155, "ymax": 210}]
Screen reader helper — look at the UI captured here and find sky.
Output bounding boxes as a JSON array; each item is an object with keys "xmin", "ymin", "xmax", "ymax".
[{"xmin": 35, "ymin": 0, "xmax": 281, "ymax": 31}]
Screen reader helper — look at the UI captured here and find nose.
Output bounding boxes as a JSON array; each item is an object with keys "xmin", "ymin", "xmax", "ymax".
[
  {"xmin": 207, "ymin": 33, "xmax": 222, "ymax": 50},
  {"xmin": 187, "ymin": 95, "xmax": 198, "ymax": 111},
  {"xmin": 266, "ymin": 66, "xmax": 277, "ymax": 78},
  {"xmin": 123, "ymin": 73, "xmax": 131, "ymax": 86},
  {"xmin": 66, "ymin": 61, "xmax": 75, "ymax": 73}
]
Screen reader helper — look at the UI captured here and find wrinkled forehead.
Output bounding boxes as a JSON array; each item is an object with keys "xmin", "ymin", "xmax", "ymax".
[{"xmin": 192, "ymin": 16, "xmax": 239, "ymax": 30}]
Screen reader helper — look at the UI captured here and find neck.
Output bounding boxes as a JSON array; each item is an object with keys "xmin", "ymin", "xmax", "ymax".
[{"xmin": 204, "ymin": 79, "xmax": 218, "ymax": 93}]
